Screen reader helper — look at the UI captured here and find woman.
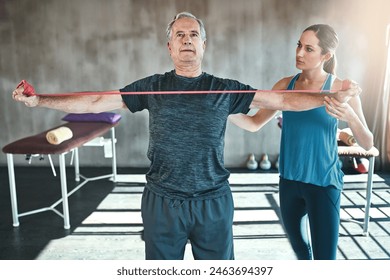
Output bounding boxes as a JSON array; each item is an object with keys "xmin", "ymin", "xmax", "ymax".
[{"xmin": 229, "ymin": 24, "xmax": 373, "ymax": 259}]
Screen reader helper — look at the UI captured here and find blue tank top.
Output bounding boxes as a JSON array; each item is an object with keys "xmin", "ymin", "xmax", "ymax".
[{"xmin": 279, "ymin": 73, "xmax": 343, "ymax": 190}]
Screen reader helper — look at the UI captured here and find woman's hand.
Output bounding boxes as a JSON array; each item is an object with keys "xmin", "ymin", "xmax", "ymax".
[{"xmin": 324, "ymin": 96, "xmax": 356, "ymax": 122}]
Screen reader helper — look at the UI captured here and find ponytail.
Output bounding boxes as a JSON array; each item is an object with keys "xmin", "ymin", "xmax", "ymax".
[{"xmin": 324, "ymin": 54, "xmax": 337, "ymax": 74}]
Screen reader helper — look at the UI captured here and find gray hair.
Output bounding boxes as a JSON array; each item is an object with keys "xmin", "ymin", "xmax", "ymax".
[{"xmin": 166, "ymin": 12, "xmax": 207, "ymax": 41}]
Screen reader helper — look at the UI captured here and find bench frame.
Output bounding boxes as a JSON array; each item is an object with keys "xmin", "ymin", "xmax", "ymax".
[{"xmin": 5, "ymin": 126, "xmax": 117, "ymax": 230}]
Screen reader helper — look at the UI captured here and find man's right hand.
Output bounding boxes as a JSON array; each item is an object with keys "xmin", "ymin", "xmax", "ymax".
[{"xmin": 12, "ymin": 86, "xmax": 40, "ymax": 107}]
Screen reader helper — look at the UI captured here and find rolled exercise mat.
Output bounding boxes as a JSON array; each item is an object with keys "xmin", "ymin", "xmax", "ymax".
[
  {"xmin": 339, "ymin": 129, "xmax": 356, "ymax": 146},
  {"xmin": 46, "ymin": 126, "xmax": 73, "ymax": 145}
]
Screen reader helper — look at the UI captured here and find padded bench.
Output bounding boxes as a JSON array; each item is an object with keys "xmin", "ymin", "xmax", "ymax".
[
  {"xmin": 2, "ymin": 121, "xmax": 119, "ymax": 229},
  {"xmin": 338, "ymin": 142, "xmax": 380, "ymax": 236}
]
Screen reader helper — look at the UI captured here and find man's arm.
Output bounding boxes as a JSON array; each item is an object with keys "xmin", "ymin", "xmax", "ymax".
[
  {"xmin": 250, "ymin": 90, "xmax": 323, "ymax": 111},
  {"xmin": 12, "ymin": 86, "xmax": 126, "ymax": 113},
  {"xmin": 250, "ymin": 79, "xmax": 361, "ymax": 111}
]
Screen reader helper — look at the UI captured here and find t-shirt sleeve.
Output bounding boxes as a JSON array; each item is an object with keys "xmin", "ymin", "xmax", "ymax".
[
  {"xmin": 120, "ymin": 80, "xmax": 149, "ymax": 113},
  {"xmin": 228, "ymin": 81, "xmax": 255, "ymax": 115}
]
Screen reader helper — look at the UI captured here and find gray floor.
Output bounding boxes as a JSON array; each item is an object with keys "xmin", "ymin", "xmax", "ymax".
[{"xmin": 0, "ymin": 166, "xmax": 389, "ymax": 260}]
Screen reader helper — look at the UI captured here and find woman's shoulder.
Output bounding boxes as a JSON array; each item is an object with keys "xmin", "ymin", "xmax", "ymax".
[
  {"xmin": 331, "ymin": 76, "xmax": 343, "ymax": 90},
  {"xmin": 272, "ymin": 75, "xmax": 296, "ymax": 90}
]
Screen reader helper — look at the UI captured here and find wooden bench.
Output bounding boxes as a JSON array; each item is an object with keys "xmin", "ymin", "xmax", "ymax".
[{"xmin": 2, "ymin": 121, "xmax": 119, "ymax": 229}]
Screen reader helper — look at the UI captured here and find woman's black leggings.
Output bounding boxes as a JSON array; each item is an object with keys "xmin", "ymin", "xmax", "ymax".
[{"xmin": 279, "ymin": 177, "xmax": 341, "ymax": 260}]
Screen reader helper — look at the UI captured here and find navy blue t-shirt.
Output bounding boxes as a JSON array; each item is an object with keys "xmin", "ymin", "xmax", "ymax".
[{"xmin": 120, "ymin": 70, "xmax": 255, "ymax": 199}]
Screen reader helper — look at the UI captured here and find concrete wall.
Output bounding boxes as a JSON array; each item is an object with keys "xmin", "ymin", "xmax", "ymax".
[{"xmin": 1, "ymin": 0, "xmax": 389, "ymax": 168}]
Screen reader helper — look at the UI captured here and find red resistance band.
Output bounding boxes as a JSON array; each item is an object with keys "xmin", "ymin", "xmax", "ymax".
[
  {"xmin": 17, "ymin": 80, "xmax": 36, "ymax": 96},
  {"xmin": 16, "ymin": 79, "xmax": 350, "ymax": 97}
]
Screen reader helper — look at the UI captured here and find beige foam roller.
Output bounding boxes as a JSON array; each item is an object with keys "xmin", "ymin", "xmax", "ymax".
[
  {"xmin": 339, "ymin": 131, "xmax": 356, "ymax": 146},
  {"xmin": 46, "ymin": 126, "xmax": 73, "ymax": 145}
]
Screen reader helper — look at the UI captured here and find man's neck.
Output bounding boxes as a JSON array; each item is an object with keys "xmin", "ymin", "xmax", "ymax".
[{"xmin": 174, "ymin": 65, "xmax": 202, "ymax": 78}]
